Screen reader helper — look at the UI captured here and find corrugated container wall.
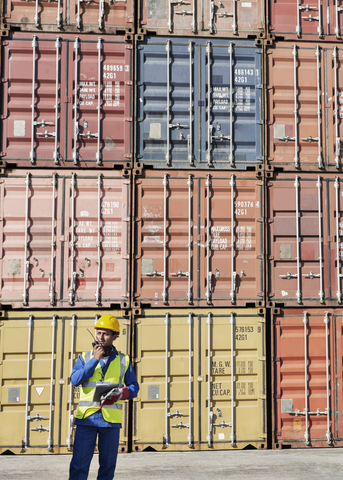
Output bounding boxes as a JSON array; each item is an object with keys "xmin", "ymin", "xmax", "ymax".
[
  {"xmin": 0, "ymin": 310, "xmax": 131, "ymax": 454},
  {"xmin": 268, "ymin": 0, "xmax": 343, "ymax": 41},
  {"xmin": 0, "ymin": 170, "xmax": 131, "ymax": 309},
  {"xmin": 134, "ymin": 37, "xmax": 264, "ymax": 170},
  {"xmin": 132, "ymin": 308, "xmax": 266, "ymax": 452},
  {"xmin": 1, "ymin": 0, "xmax": 134, "ymax": 34},
  {"xmin": 1, "ymin": 33, "xmax": 133, "ymax": 169},
  {"xmin": 132, "ymin": 170, "xmax": 264, "ymax": 308},
  {"xmin": 272, "ymin": 308, "xmax": 343, "ymax": 448},
  {"xmin": 137, "ymin": 0, "xmax": 265, "ymax": 39},
  {"xmin": 266, "ymin": 42, "xmax": 343, "ymax": 172},
  {"xmin": 266, "ymin": 172, "xmax": 343, "ymax": 307}
]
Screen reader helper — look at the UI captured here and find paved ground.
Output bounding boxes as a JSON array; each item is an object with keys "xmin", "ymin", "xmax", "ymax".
[{"xmin": 1, "ymin": 448, "xmax": 343, "ymax": 479}]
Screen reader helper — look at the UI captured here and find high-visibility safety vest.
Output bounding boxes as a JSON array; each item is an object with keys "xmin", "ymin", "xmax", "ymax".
[{"xmin": 76, "ymin": 350, "xmax": 130, "ymax": 424}]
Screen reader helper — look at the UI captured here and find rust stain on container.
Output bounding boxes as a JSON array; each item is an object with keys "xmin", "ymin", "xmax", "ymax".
[
  {"xmin": 1, "ymin": 32, "xmax": 132, "ymax": 169},
  {"xmin": 2, "ymin": 0, "xmax": 134, "ymax": 33},
  {"xmin": 272, "ymin": 309, "xmax": 343, "ymax": 449},
  {"xmin": 268, "ymin": 0, "xmax": 342, "ymax": 41},
  {"xmin": 0, "ymin": 169, "xmax": 130, "ymax": 308},
  {"xmin": 132, "ymin": 170, "xmax": 264, "ymax": 308},
  {"xmin": 138, "ymin": 0, "xmax": 264, "ymax": 38},
  {"xmin": 267, "ymin": 172, "xmax": 343, "ymax": 307},
  {"xmin": 0, "ymin": 310, "xmax": 131, "ymax": 454}
]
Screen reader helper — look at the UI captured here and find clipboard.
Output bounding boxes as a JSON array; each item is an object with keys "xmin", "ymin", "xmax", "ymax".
[{"xmin": 92, "ymin": 382, "xmax": 119, "ymax": 402}]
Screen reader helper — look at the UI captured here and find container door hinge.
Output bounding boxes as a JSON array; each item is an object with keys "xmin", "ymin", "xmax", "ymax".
[
  {"xmin": 125, "ymin": 45, "xmax": 133, "ymax": 50},
  {"xmin": 274, "ymin": 393, "xmax": 281, "ymax": 399},
  {"xmin": 125, "ymin": 81, "xmax": 133, "ymax": 86},
  {"xmin": 273, "ymin": 319, "xmax": 280, "ymax": 325},
  {"xmin": 256, "ymin": 84, "xmax": 263, "ymax": 89},
  {"xmin": 125, "ymin": 118, "xmax": 132, "ymax": 122},
  {"xmin": 274, "ymin": 356, "xmax": 281, "ymax": 362},
  {"xmin": 258, "ymin": 433, "xmax": 266, "ymax": 438},
  {"xmin": 274, "ymin": 431, "xmax": 282, "ymax": 437},
  {"xmin": 258, "ymin": 357, "xmax": 266, "ymax": 362},
  {"xmin": 257, "ymin": 120, "xmax": 264, "ymax": 125},
  {"xmin": 256, "ymin": 49, "xmax": 263, "ymax": 55},
  {"xmin": 0, "ymin": 152, "xmax": 6, "ymax": 157}
]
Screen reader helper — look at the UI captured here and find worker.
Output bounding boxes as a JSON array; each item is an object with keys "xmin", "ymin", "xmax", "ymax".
[{"xmin": 69, "ymin": 314, "xmax": 139, "ymax": 480}]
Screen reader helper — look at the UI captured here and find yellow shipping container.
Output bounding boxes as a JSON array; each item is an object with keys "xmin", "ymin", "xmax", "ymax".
[
  {"xmin": 133, "ymin": 308, "xmax": 266, "ymax": 451},
  {"xmin": 0, "ymin": 310, "xmax": 131, "ymax": 454}
]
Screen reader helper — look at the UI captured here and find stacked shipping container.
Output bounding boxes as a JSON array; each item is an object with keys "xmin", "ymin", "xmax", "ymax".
[{"xmin": 0, "ymin": 0, "xmax": 342, "ymax": 455}]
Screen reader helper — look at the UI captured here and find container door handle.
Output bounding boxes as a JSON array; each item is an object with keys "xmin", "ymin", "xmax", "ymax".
[
  {"xmin": 166, "ymin": 40, "xmax": 171, "ymax": 166},
  {"xmin": 230, "ymin": 312, "xmax": 236, "ymax": 445},
  {"xmin": 99, "ymin": 0, "xmax": 105, "ymax": 29},
  {"xmin": 30, "ymin": 36, "xmax": 37, "ymax": 164},
  {"xmin": 162, "ymin": 174, "xmax": 168, "ymax": 303},
  {"xmin": 95, "ymin": 174, "xmax": 102, "ymax": 305},
  {"xmin": 335, "ymin": 2, "xmax": 343, "ymax": 38},
  {"xmin": 23, "ymin": 173, "xmax": 30, "ymax": 306},
  {"xmin": 187, "ymin": 174, "xmax": 193, "ymax": 304},
  {"xmin": 96, "ymin": 38, "xmax": 102, "ymax": 165},
  {"xmin": 334, "ymin": 177, "xmax": 343, "ymax": 303},
  {"xmin": 188, "ymin": 41, "xmax": 194, "ymax": 166},
  {"xmin": 206, "ymin": 42, "xmax": 213, "ymax": 167},
  {"xmin": 67, "ymin": 315, "xmax": 76, "ymax": 450},
  {"xmin": 163, "ymin": 313, "xmax": 170, "ymax": 447},
  {"xmin": 206, "ymin": 174, "xmax": 212, "ymax": 304},
  {"xmin": 207, "ymin": 312, "xmax": 213, "ymax": 447},
  {"xmin": 34, "ymin": 0, "xmax": 40, "ymax": 27},
  {"xmin": 69, "ymin": 173, "xmax": 76, "ymax": 305},
  {"xmin": 23, "ymin": 315, "xmax": 33, "ymax": 451},
  {"xmin": 297, "ymin": 3, "xmax": 318, "ymax": 36},
  {"xmin": 229, "ymin": 43, "xmax": 234, "ymax": 166},
  {"xmin": 187, "ymin": 313, "xmax": 193, "ymax": 447},
  {"xmin": 333, "ymin": 47, "xmax": 341, "ymax": 168},
  {"xmin": 54, "ymin": 37, "xmax": 61, "ymax": 164},
  {"xmin": 49, "ymin": 173, "xmax": 57, "ymax": 305},
  {"xmin": 292, "ymin": 45, "xmax": 300, "ymax": 168},
  {"xmin": 230, "ymin": 174, "xmax": 236, "ymax": 303},
  {"xmin": 315, "ymin": 46, "xmax": 323, "ymax": 169},
  {"xmin": 317, "ymin": 176, "xmax": 324, "ymax": 303},
  {"xmin": 324, "ymin": 312, "xmax": 332, "ymax": 445},
  {"xmin": 47, "ymin": 315, "xmax": 57, "ymax": 451},
  {"xmin": 73, "ymin": 38, "xmax": 80, "ymax": 164}
]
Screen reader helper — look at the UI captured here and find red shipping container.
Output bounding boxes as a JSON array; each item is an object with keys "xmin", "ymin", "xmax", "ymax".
[
  {"xmin": 0, "ymin": 169, "xmax": 130, "ymax": 308},
  {"xmin": 132, "ymin": 169, "xmax": 264, "ymax": 308},
  {"xmin": 1, "ymin": 32, "xmax": 133, "ymax": 169},
  {"xmin": 268, "ymin": 0, "xmax": 343, "ymax": 41},
  {"xmin": 273, "ymin": 308, "xmax": 343, "ymax": 448},
  {"xmin": 137, "ymin": 0, "xmax": 265, "ymax": 39},
  {"xmin": 266, "ymin": 42, "xmax": 343, "ymax": 171},
  {"xmin": 2, "ymin": 0, "xmax": 134, "ymax": 34},
  {"xmin": 267, "ymin": 172, "xmax": 343, "ymax": 307}
]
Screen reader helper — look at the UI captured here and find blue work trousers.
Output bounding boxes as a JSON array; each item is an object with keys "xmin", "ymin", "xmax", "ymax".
[{"xmin": 69, "ymin": 425, "xmax": 120, "ymax": 480}]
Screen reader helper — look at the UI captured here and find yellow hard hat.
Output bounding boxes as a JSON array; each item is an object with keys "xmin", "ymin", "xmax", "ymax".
[{"xmin": 94, "ymin": 314, "xmax": 120, "ymax": 334}]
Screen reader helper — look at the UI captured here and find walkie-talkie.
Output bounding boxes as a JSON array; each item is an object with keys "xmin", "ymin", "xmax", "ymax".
[{"xmin": 87, "ymin": 329, "xmax": 99, "ymax": 348}]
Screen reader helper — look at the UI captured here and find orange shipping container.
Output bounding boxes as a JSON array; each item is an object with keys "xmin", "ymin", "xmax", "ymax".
[{"xmin": 272, "ymin": 308, "xmax": 343, "ymax": 448}]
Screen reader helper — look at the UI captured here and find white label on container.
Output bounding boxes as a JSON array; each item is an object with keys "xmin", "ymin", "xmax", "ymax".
[
  {"xmin": 242, "ymin": 2, "xmax": 252, "ymax": 6},
  {"xmin": 143, "ymin": 236, "xmax": 162, "ymax": 243},
  {"xmin": 80, "ymin": 211, "xmax": 89, "ymax": 217},
  {"xmin": 281, "ymin": 290, "xmax": 288, "ymax": 296},
  {"xmin": 218, "ymin": 433, "xmax": 225, "ymax": 440},
  {"xmin": 13, "ymin": 120, "xmax": 26, "ymax": 137}
]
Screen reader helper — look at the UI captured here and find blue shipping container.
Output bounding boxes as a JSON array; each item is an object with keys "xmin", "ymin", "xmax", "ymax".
[{"xmin": 135, "ymin": 37, "xmax": 264, "ymax": 170}]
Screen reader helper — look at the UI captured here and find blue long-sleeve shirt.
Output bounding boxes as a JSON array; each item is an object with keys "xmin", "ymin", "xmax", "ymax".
[{"xmin": 71, "ymin": 348, "xmax": 139, "ymax": 428}]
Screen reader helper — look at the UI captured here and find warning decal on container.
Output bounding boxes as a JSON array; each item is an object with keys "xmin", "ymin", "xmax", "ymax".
[{"xmin": 34, "ymin": 387, "xmax": 45, "ymax": 397}]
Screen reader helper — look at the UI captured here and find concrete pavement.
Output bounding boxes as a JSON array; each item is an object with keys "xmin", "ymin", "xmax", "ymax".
[{"xmin": 1, "ymin": 448, "xmax": 343, "ymax": 479}]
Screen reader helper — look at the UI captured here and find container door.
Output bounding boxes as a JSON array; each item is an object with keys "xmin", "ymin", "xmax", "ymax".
[
  {"xmin": 0, "ymin": 173, "xmax": 62, "ymax": 308},
  {"xmin": 2, "ymin": 35, "xmax": 66, "ymax": 166},
  {"xmin": 268, "ymin": 174, "xmax": 329, "ymax": 306},
  {"xmin": 63, "ymin": 172, "xmax": 130, "ymax": 308},
  {"xmin": 61, "ymin": 311, "xmax": 131, "ymax": 454},
  {"xmin": 273, "ymin": 310, "xmax": 335, "ymax": 448},
  {"xmin": 198, "ymin": 174, "xmax": 263, "ymax": 306},
  {"xmin": 136, "ymin": 40, "xmax": 195, "ymax": 169},
  {"xmin": 67, "ymin": 37, "xmax": 132, "ymax": 166},
  {"xmin": 200, "ymin": 42, "xmax": 263, "ymax": 169},
  {"xmin": 0, "ymin": 314, "xmax": 63, "ymax": 453},
  {"xmin": 133, "ymin": 309, "xmax": 266, "ymax": 451},
  {"xmin": 2, "ymin": 0, "xmax": 66, "ymax": 32},
  {"xmin": 68, "ymin": 0, "xmax": 134, "ymax": 31},
  {"xmin": 267, "ymin": 44, "xmax": 327, "ymax": 170}
]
